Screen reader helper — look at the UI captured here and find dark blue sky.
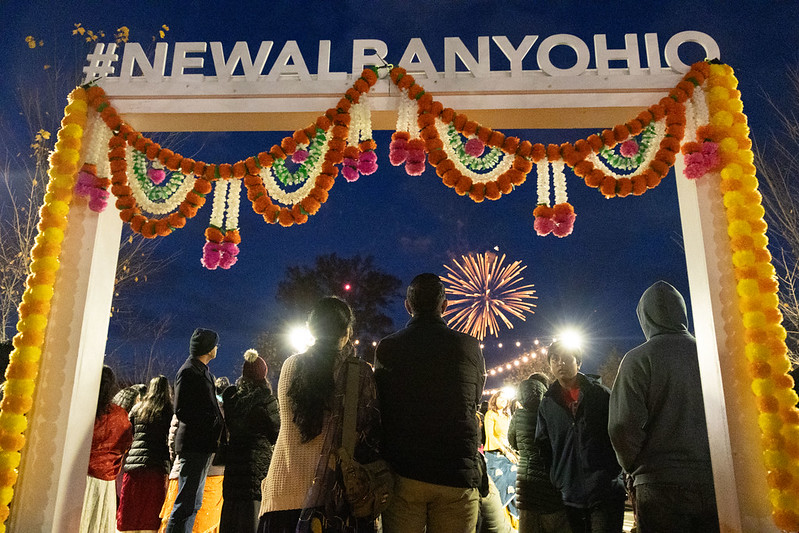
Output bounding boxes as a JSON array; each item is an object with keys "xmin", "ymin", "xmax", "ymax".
[{"xmin": 2, "ymin": 1, "xmax": 798, "ymax": 384}]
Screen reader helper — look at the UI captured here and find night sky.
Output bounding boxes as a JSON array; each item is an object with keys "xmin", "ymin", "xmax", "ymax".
[{"xmin": 1, "ymin": 2, "xmax": 797, "ymax": 386}]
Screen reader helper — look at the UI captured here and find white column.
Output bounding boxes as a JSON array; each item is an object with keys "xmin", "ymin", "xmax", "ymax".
[
  {"xmin": 7, "ymin": 201, "xmax": 122, "ymax": 531},
  {"xmin": 675, "ymin": 158, "xmax": 777, "ymax": 532}
]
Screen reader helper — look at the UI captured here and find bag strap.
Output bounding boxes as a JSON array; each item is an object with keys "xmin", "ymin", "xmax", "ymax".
[{"xmin": 341, "ymin": 358, "xmax": 360, "ymax": 456}]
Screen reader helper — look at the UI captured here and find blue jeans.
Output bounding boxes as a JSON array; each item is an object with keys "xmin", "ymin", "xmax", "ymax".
[
  {"xmin": 166, "ymin": 452, "xmax": 213, "ymax": 533},
  {"xmin": 634, "ymin": 482, "xmax": 719, "ymax": 533}
]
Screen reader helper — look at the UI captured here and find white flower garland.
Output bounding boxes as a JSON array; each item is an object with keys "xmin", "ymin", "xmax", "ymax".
[
  {"xmin": 260, "ymin": 127, "xmax": 331, "ymax": 205},
  {"xmin": 348, "ymin": 99, "xmax": 373, "ymax": 146},
  {"xmin": 225, "ymin": 179, "xmax": 241, "ymax": 231},
  {"xmin": 210, "ymin": 179, "xmax": 228, "ymax": 228},
  {"xmin": 684, "ymin": 88, "xmax": 710, "ymax": 144},
  {"xmin": 126, "ymin": 147, "xmax": 196, "ymax": 215},
  {"xmin": 434, "ymin": 117, "xmax": 515, "ymax": 183},
  {"xmin": 552, "ymin": 161, "xmax": 568, "ymax": 204},
  {"xmin": 395, "ymin": 90, "xmax": 417, "ymax": 133},
  {"xmin": 82, "ymin": 110, "xmax": 113, "ymax": 177},
  {"xmin": 586, "ymin": 120, "xmax": 667, "ymax": 180},
  {"xmin": 536, "ymin": 162, "xmax": 550, "ymax": 206}
]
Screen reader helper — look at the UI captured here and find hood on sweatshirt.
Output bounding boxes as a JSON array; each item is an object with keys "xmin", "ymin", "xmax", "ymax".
[{"xmin": 636, "ymin": 281, "xmax": 689, "ymax": 341}]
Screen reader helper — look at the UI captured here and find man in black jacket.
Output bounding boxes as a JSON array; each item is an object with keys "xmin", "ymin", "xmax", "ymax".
[
  {"xmin": 375, "ymin": 273, "xmax": 486, "ymax": 533},
  {"xmin": 535, "ymin": 341, "xmax": 626, "ymax": 533},
  {"xmin": 166, "ymin": 328, "xmax": 225, "ymax": 533}
]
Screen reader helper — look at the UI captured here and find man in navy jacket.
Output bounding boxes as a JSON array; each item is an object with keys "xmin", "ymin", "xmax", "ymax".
[
  {"xmin": 166, "ymin": 328, "xmax": 225, "ymax": 533},
  {"xmin": 536, "ymin": 341, "xmax": 626, "ymax": 533},
  {"xmin": 375, "ymin": 273, "xmax": 486, "ymax": 533}
]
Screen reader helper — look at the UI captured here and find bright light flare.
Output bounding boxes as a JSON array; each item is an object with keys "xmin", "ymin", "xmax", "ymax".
[
  {"xmin": 289, "ymin": 325, "xmax": 315, "ymax": 353},
  {"xmin": 501, "ymin": 386, "xmax": 516, "ymax": 399},
  {"xmin": 558, "ymin": 328, "xmax": 584, "ymax": 350}
]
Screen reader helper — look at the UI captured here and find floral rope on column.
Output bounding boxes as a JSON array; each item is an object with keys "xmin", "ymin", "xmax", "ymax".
[
  {"xmin": 0, "ymin": 87, "xmax": 88, "ymax": 531},
  {"xmin": 691, "ymin": 63, "xmax": 799, "ymax": 530}
]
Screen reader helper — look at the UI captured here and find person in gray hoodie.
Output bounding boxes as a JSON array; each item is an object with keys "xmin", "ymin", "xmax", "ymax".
[{"xmin": 608, "ymin": 281, "xmax": 719, "ymax": 533}]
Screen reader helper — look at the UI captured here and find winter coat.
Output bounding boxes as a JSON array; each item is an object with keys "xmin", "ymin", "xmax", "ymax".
[
  {"xmin": 221, "ymin": 381, "xmax": 280, "ymax": 501},
  {"xmin": 608, "ymin": 280, "xmax": 715, "ymax": 487},
  {"xmin": 88, "ymin": 404, "xmax": 133, "ymax": 481},
  {"xmin": 124, "ymin": 404, "xmax": 172, "ymax": 473},
  {"xmin": 535, "ymin": 374, "xmax": 625, "ymax": 508},
  {"xmin": 508, "ymin": 378, "xmax": 564, "ymax": 514},
  {"xmin": 174, "ymin": 356, "xmax": 224, "ymax": 454},
  {"xmin": 375, "ymin": 313, "xmax": 486, "ymax": 488}
]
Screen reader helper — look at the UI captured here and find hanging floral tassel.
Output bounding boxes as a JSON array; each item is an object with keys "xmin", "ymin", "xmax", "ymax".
[
  {"xmin": 681, "ymin": 141, "xmax": 721, "ymax": 180},
  {"xmin": 551, "ymin": 161, "xmax": 575, "ymax": 237},
  {"xmin": 73, "ymin": 111, "xmax": 112, "ymax": 212},
  {"xmin": 74, "ymin": 163, "xmax": 110, "ymax": 212},
  {"xmin": 342, "ymin": 100, "xmax": 378, "ymax": 182},
  {"xmin": 201, "ymin": 179, "xmax": 242, "ymax": 270},
  {"xmin": 533, "ymin": 161, "xmax": 575, "ymax": 238},
  {"xmin": 391, "ymin": 90, "xmax": 426, "ymax": 176}
]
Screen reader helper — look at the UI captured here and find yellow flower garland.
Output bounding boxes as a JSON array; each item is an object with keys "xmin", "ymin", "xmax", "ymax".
[
  {"xmin": 0, "ymin": 88, "xmax": 87, "ymax": 531},
  {"xmin": 705, "ymin": 63, "xmax": 799, "ymax": 530}
]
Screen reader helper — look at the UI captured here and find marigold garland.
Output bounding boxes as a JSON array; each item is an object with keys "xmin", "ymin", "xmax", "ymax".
[
  {"xmin": 698, "ymin": 63, "xmax": 799, "ymax": 531},
  {"xmin": 0, "ymin": 87, "xmax": 88, "ymax": 531}
]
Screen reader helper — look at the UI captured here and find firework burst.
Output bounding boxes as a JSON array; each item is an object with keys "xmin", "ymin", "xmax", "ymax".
[{"xmin": 442, "ymin": 252, "xmax": 537, "ymax": 340}]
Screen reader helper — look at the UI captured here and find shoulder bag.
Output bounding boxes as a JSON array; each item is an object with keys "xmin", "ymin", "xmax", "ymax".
[{"xmin": 337, "ymin": 358, "xmax": 393, "ymax": 519}]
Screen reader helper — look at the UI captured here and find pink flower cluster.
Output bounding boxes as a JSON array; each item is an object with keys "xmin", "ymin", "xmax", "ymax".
[
  {"xmin": 74, "ymin": 168, "xmax": 109, "ymax": 212},
  {"xmin": 683, "ymin": 142, "xmax": 720, "ymax": 180},
  {"xmin": 533, "ymin": 204, "xmax": 576, "ymax": 238},
  {"xmin": 389, "ymin": 136, "xmax": 426, "ymax": 176},
  {"xmin": 291, "ymin": 149, "xmax": 309, "ymax": 164},
  {"xmin": 620, "ymin": 139, "xmax": 639, "ymax": 158},
  {"xmin": 342, "ymin": 150, "xmax": 378, "ymax": 182},
  {"xmin": 465, "ymin": 138, "xmax": 485, "ymax": 157},
  {"xmin": 201, "ymin": 241, "xmax": 240, "ymax": 270},
  {"xmin": 147, "ymin": 167, "xmax": 166, "ymax": 185}
]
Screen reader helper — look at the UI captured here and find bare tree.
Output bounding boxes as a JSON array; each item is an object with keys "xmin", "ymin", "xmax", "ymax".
[
  {"xmin": 753, "ymin": 65, "xmax": 799, "ymax": 360},
  {"xmin": 275, "ymin": 253, "xmax": 403, "ymax": 362},
  {"xmin": 104, "ymin": 314, "xmax": 176, "ymax": 385},
  {"xmin": 597, "ymin": 346, "xmax": 624, "ymax": 389}
]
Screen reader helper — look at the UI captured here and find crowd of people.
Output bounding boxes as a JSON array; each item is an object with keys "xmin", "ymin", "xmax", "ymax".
[{"xmin": 77, "ymin": 276, "xmax": 720, "ymax": 533}]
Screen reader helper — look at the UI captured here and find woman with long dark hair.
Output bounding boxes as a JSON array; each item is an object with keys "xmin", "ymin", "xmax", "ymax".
[
  {"xmin": 79, "ymin": 366, "xmax": 133, "ymax": 533},
  {"xmin": 117, "ymin": 375, "xmax": 174, "ymax": 532},
  {"xmin": 219, "ymin": 349, "xmax": 280, "ymax": 532},
  {"xmin": 257, "ymin": 296, "xmax": 381, "ymax": 533}
]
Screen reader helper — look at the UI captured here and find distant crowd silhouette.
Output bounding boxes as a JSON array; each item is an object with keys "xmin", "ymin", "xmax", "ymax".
[{"xmin": 77, "ymin": 276, "xmax": 719, "ymax": 533}]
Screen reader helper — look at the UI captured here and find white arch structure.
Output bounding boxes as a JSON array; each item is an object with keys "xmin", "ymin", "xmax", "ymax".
[{"xmin": 5, "ymin": 62, "xmax": 781, "ymax": 531}]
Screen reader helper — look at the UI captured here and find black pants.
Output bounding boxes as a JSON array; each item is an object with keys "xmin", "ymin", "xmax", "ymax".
[
  {"xmin": 564, "ymin": 499, "xmax": 625, "ymax": 533},
  {"xmin": 634, "ymin": 482, "xmax": 719, "ymax": 533}
]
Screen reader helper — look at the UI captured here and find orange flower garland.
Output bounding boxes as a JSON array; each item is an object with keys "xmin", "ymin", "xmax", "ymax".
[
  {"xmin": 86, "ymin": 69, "xmax": 379, "ymax": 236},
  {"xmin": 702, "ymin": 63, "xmax": 799, "ymax": 531},
  {"xmin": 402, "ymin": 62, "xmax": 708, "ymax": 203},
  {"xmin": 0, "ymin": 87, "xmax": 88, "ymax": 532}
]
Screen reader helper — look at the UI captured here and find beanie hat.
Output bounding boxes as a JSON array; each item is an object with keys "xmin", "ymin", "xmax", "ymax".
[
  {"xmin": 190, "ymin": 328, "xmax": 218, "ymax": 358},
  {"xmin": 242, "ymin": 349, "xmax": 267, "ymax": 382}
]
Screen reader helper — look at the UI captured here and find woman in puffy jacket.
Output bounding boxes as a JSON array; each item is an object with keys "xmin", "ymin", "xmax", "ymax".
[
  {"xmin": 508, "ymin": 374, "xmax": 570, "ymax": 533},
  {"xmin": 219, "ymin": 349, "xmax": 281, "ymax": 532},
  {"xmin": 117, "ymin": 375, "xmax": 174, "ymax": 532}
]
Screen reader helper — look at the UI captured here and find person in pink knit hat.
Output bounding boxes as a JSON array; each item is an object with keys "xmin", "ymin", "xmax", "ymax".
[{"xmin": 219, "ymin": 349, "xmax": 280, "ymax": 533}]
